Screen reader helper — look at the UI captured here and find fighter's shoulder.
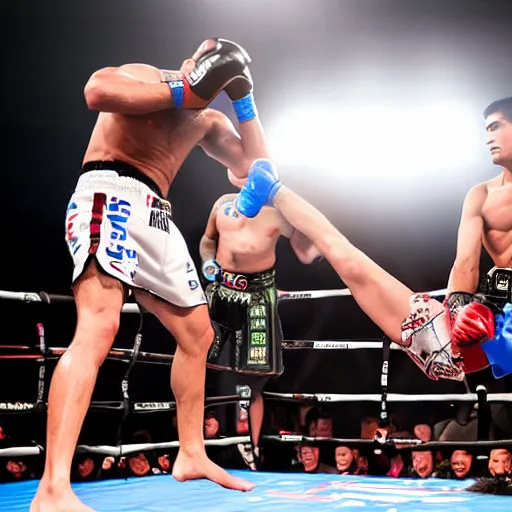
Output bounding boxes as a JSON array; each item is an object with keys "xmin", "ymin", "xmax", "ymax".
[
  {"xmin": 464, "ymin": 180, "xmax": 489, "ymax": 204},
  {"xmin": 215, "ymin": 193, "xmax": 238, "ymax": 208}
]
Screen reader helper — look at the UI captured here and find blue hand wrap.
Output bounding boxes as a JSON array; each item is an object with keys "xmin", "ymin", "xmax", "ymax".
[
  {"xmin": 235, "ymin": 159, "xmax": 281, "ymax": 218},
  {"xmin": 232, "ymin": 92, "xmax": 257, "ymax": 123},
  {"xmin": 169, "ymin": 80, "xmax": 184, "ymax": 108},
  {"xmin": 481, "ymin": 303, "xmax": 512, "ymax": 378}
]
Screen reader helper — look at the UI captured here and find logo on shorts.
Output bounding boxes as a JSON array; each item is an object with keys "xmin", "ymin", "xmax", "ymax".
[
  {"xmin": 65, "ymin": 201, "xmax": 82, "ymax": 255},
  {"xmin": 148, "ymin": 197, "xmax": 172, "ymax": 234},
  {"xmin": 188, "ymin": 280, "xmax": 199, "ymax": 291},
  {"xmin": 106, "ymin": 197, "xmax": 138, "ymax": 280}
]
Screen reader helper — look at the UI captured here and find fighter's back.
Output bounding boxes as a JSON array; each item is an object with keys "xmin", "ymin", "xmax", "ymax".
[{"xmin": 82, "ymin": 63, "xmax": 212, "ymax": 196}]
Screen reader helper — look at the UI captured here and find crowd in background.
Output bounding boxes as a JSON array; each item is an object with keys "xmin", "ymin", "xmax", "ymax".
[{"xmin": 1, "ymin": 403, "xmax": 511, "ymax": 484}]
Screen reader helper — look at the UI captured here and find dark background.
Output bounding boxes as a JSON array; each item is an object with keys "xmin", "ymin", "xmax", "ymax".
[{"xmin": 2, "ymin": 0, "xmax": 512, "ymax": 442}]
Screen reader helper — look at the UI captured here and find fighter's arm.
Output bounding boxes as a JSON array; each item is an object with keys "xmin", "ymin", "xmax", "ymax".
[
  {"xmin": 447, "ymin": 184, "xmax": 487, "ymax": 293},
  {"xmin": 199, "ymin": 199, "xmax": 222, "ymax": 262},
  {"xmin": 198, "ymin": 109, "xmax": 270, "ymax": 180},
  {"xmin": 84, "ymin": 39, "xmax": 253, "ymax": 115},
  {"xmin": 83, "ymin": 64, "xmax": 175, "ymax": 115},
  {"xmin": 199, "ymin": 194, "xmax": 235, "ymax": 262},
  {"xmin": 279, "ymin": 215, "xmax": 323, "ymax": 265}
]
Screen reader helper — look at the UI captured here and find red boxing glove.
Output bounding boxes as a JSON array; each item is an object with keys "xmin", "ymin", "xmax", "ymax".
[{"xmin": 451, "ymin": 302, "xmax": 495, "ymax": 348}]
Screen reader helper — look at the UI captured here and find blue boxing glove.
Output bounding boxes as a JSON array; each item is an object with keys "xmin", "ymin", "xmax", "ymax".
[
  {"xmin": 234, "ymin": 159, "xmax": 282, "ymax": 218},
  {"xmin": 481, "ymin": 303, "xmax": 512, "ymax": 378},
  {"xmin": 202, "ymin": 259, "xmax": 221, "ymax": 282}
]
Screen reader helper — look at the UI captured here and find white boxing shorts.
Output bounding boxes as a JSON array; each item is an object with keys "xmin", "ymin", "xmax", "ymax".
[{"xmin": 64, "ymin": 167, "xmax": 206, "ymax": 308}]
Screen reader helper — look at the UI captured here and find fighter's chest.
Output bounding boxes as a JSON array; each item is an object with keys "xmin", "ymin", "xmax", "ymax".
[
  {"xmin": 482, "ymin": 188, "xmax": 512, "ymax": 231},
  {"xmin": 216, "ymin": 201, "xmax": 278, "ymax": 238}
]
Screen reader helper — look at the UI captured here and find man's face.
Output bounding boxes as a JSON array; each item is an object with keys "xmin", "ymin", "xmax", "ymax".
[
  {"xmin": 158, "ymin": 454, "xmax": 171, "ymax": 472},
  {"xmin": 485, "ymin": 112, "xmax": 512, "ymax": 167},
  {"xmin": 450, "ymin": 450, "xmax": 473, "ymax": 479},
  {"xmin": 300, "ymin": 446, "xmax": 319, "ymax": 471},
  {"xmin": 128, "ymin": 453, "xmax": 150, "ymax": 476},
  {"xmin": 310, "ymin": 418, "xmax": 333, "ymax": 438},
  {"xmin": 489, "ymin": 449, "xmax": 511, "ymax": 475},
  {"xmin": 204, "ymin": 417, "xmax": 219, "ymax": 439},
  {"xmin": 412, "ymin": 451, "xmax": 434, "ymax": 478},
  {"xmin": 335, "ymin": 446, "xmax": 354, "ymax": 472},
  {"xmin": 78, "ymin": 458, "xmax": 95, "ymax": 478}
]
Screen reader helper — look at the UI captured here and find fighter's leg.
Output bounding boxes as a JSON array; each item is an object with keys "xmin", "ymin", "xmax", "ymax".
[
  {"xmin": 249, "ymin": 392, "xmax": 265, "ymax": 459},
  {"xmin": 273, "ymin": 186, "xmax": 412, "ymax": 343},
  {"xmin": 133, "ymin": 290, "xmax": 254, "ymax": 491},
  {"xmin": 31, "ymin": 259, "xmax": 124, "ymax": 512}
]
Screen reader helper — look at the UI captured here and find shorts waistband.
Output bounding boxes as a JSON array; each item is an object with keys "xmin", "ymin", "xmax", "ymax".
[
  {"xmin": 217, "ymin": 267, "xmax": 276, "ymax": 292},
  {"xmin": 81, "ymin": 160, "xmax": 164, "ymax": 198}
]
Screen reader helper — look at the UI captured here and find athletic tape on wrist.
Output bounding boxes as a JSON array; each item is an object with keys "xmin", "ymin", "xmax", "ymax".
[
  {"xmin": 232, "ymin": 92, "xmax": 257, "ymax": 123},
  {"xmin": 169, "ymin": 80, "xmax": 184, "ymax": 108}
]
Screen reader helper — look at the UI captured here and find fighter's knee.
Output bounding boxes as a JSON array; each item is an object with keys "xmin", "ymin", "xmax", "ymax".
[
  {"xmin": 178, "ymin": 321, "xmax": 215, "ymax": 358},
  {"xmin": 71, "ymin": 311, "xmax": 120, "ymax": 366}
]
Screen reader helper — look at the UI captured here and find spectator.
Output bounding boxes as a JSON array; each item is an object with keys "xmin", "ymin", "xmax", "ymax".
[
  {"xmin": 413, "ymin": 424, "xmax": 432, "ymax": 442},
  {"xmin": 71, "ymin": 455, "xmax": 96, "ymax": 482},
  {"xmin": 410, "ymin": 451, "xmax": 434, "ymax": 478},
  {"xmin": 156, "ymin": 453, "xmax": 172, "ymax": 474},
  {"xmin": 287, "ymin": 444, "xmax": 337, "ymax": 474},
  {"xmin": 450, "ymin": 450, "xmax": 474, "ymax": 479},
  {"xmin": 334, "ymin": 445, "xmax": 357, "ymax": 474},
  {"xmin": 126, "ymin": 452, "xmax": 153, "ymax": 477},
  {"xmin": 5, "ymin": 460, "xmax": 29, "ymax": 481},
  {"xmin": 489, "ymin": 449, "xmax": 512, "ymax": 476},
  {"xmin": 205, "ymin": 412, "xmax": 220, "ymax": 439}
]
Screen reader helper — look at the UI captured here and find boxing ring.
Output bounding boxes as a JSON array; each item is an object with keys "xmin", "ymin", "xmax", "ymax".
[{"xmin": 1, "ymin": 286, "xmax": 512, "ymax": 511}]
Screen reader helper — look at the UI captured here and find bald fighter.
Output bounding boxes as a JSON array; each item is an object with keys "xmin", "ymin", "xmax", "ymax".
[
  {"xmin": 447, "ymin": 96, "xmax": 512, "ymax": 377},
  {"xmin": 32, "ymin": 39, "xmax": 268, "ymax": 512},
  {"xmin": 199, "ymin": 170, "xmax": 320, "ymax": 466},
  {"xmin": 233, "ymin": 159, "xmax": 512, "ymax": 383}
]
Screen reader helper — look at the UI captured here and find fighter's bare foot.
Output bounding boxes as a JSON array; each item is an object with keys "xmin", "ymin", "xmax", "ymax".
[
  {"xmin": 30, "ymin": 484, "xmax": 96, "ymax": 512},
  {"xmin": 172, "ymin": 450, "xmax": 255, "ymax": 491}
]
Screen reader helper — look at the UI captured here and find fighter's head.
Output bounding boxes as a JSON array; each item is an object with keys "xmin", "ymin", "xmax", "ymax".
[
  {"xmin": 180, "ymin": 39, "xmax": 219, "ymax": 75},
  {"xmin": 484, "ymin": 97, "xmax": 512, "ymax": 169},
  {"xmin": 227, "ymin": 169, "xmax": 248, "ymax": 189}
]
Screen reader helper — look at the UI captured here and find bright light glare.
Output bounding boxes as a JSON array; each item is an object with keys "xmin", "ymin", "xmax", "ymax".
[{"xmin": 268, "ymin": 102, "xmax": 482, "ymax": 182}]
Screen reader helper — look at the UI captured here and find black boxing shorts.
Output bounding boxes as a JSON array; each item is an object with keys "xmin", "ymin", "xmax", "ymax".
[
  {"xmin": 206, "ymin": 267, "xmax": 283, "ymax": 376},
  {"xmin": 479, "ymin": 267, "xmax": 512, "ymax": 308}
]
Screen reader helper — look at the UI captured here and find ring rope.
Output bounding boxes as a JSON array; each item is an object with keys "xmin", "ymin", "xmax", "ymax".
[
  {"xmin": 2, "ymin": 434, "xmax": 512, "ymax": 459},
  {"xmin": 0, "ymin": 286, "xmax": 449, "ymax": 313},
  {"xmin": 0, "ymin": 394, "xmax": 246, "ymax": 414},
  {"xmin": 262, "ymin": 391, "xmax": 512, "ymax": 403}
]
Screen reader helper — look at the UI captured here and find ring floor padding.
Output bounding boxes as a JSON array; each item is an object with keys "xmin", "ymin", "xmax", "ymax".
[{"xmin": 1, "ymin": 470, "xmax": 511, "ymax": 511}]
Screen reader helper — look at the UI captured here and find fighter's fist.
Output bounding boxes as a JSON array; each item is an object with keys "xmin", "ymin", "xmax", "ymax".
[
  {"xmin": 166, "ymin": 38, "xmax": 252, "ymax": 110},
  {"xmin": 451, "ymin": 302, "xmax": 495, "ymax": 348},
  {"xmin": 234, "ymin": 159, "xmax": 282, "ymax": 218}
]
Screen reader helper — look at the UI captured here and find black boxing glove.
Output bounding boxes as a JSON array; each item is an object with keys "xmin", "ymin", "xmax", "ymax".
[{"xmin": 161, "ymin": 38, "xmax": 254, "ymax": 112}]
